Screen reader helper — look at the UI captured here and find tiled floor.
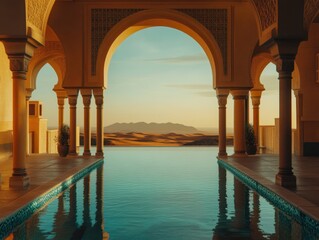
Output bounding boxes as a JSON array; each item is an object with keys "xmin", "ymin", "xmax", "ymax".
[
  {"xmin": 0, "ymin": 154, "xmax": 103, "ymax": 220},
  {"xmin": 219, "ymin": 153, "xmax": 319, "ymax": 221}
]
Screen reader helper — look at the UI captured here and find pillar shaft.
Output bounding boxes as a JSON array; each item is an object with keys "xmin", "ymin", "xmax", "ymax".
[
  {"xmin": 217, "ymin": 89, "xmax": 229, "ymax": 157},
  {"xmin": 251, "ymin": 90, "xmax": 262, "ymax": 148},
  {"xmin": 5, "ymin": 52, "xmax": 33, "ymax": 188},
  {"xmin": 57, "ymin": 97, "xmax": 65, "ymax": 131},
  {"xmin": 81, "ymin": 89, "xmax": 92, "ymax": 156},
  {"xmin": 93, "ymin": 89, "xmax": 104, "ymax": 157},
  {"xmin": 67, "ymin": 89, "xmax": 79, "ymax": 156},
  {"xmin": 231, "ymin": 90, "xmax": 249, "ymax": 155},
  {"xmin": 275, "ymin": 57, "xmax": 296, "ymax": 188}
]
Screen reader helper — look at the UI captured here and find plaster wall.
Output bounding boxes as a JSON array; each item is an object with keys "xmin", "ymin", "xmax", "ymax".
[
  {"xmin": 48, "ymin": 2, "xmax": 84, "ymax": 88},
  {"xmin": 0, "ymin": 42, "xmax": 13, "ymax": 161},
  {"xmin": 295, "ymin": 23, "xmax": 319, "ymax": 155},
  {"xmin": 230, "ymin": 3, "xmax": 258, "ymax": 88}
]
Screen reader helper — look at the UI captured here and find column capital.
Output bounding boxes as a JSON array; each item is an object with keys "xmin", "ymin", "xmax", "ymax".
[
  {"xmin": 26, "ymin": 88, "xmax": 34, "ymax": 101},
  {"xmin": 93, "ymin": 88, "xmax": 104, "ymax": 106},
  {"xmin": 216, "ymin": 88, "xmax": 229, "ymax": 97},
  {"xmin": 250, "ymin": 90, "xmax": 263, "ymax": 107},
  {"xmin": 67, "ymin": 89, "xmax": 79, "ymax": 106},
  {"xmin": 80, "ymin": 88, "xmax": 92, "ymax": 97},
  {"xmin": 231, "ymin": 89, "xmax": 249, "ymax": 99}
]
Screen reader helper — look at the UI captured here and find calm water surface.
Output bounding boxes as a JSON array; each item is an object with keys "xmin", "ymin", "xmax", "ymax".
[{"xmin": 7, "ymin": 147, "xmax": 318, "ymax": 239}]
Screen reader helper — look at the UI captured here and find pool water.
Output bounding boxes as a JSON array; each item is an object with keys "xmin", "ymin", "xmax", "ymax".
[{"xmin": 5, "ymin": 147, "xmax": 319, "ymax": 239}]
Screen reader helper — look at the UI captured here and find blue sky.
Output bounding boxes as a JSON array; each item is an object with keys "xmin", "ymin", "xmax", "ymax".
[{"xmin": 32, "ymin": 27, "xmax": 294, "ymax": 131}]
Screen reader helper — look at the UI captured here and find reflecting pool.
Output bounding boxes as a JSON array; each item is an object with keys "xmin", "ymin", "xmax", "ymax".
[{"xmin": 5, "ymin": 147, "xmax": 319, "ymax": 239}]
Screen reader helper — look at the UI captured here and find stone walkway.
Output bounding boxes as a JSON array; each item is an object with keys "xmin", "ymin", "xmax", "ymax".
[
  {"xmin": 218, "ymin": 154, "xmax": 319, "ymax": 221},
  {"xmin": 0, "ymin": 154, "xmax": 103, "ymax": 220}
]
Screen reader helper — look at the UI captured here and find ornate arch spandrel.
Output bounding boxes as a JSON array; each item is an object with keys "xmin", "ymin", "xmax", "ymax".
[
  {"xmin": 90, "ymin": 8, "xmax": 226, "ymax": 89},
  {"xmin": 26, "ymin": 0, "xmax": 56, "ymax": 44}
]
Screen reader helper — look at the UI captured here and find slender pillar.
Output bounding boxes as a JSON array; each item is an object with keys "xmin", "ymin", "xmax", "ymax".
[
  {"xmin": 251, "ymin": 90, "xmax": 262, "ymax": 149},
  {"xmin": 216, "ymin": 89, "xmax": 229, "ymax": 157},
  {"xmin": 231, "ymin": 90, "xmax": 249, "ymax": 156},
  {"xmin": 81, "ymin": 89, "xmax": 92, "ymax": 156},
  {"xmin": 5, "ymin": 50, "xmax": 33, "ymax": 188},
  {"xmin": 275, "ymin": 57, "xmax": 296, "ymax": 188},
  {"xmin": 93, "ymin": 88, "xmax": 104, "ymax": 157},
  {"xmin": 67, "ymin": 89, "xmax": 79, "ymax": 156},
  {"xmin": 57, "ymin": 97, "xmax": 65, "ymax": 131},
  {"xmin": 26, "ymin": 89, "xmax": 33, "ymax": 155}
]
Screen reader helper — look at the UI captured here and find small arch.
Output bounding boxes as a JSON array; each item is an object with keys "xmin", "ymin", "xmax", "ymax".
[
  {"xmin": 27, "ymin": 26, "xmax": 66, "ymax": 92},
  {"xmin": 94, "ymin": 9, "xmax": 225, "ymax": 89}
]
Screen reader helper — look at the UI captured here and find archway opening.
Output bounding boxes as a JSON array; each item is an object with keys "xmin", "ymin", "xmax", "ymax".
[
  {"xmin": 256, "ymin": 63, "xmax": 297, "ymax": 153},
  {"xmin": 103, "ymin": 26, "xmax": 218, "ymax": 146},
  {"xmin": 29, "ymin": 63, "xmax": 59, "ymax": 153}
]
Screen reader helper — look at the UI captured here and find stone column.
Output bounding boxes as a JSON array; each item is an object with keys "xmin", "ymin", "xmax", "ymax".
[
  {"xmin": 216, "ymin": 89, "xmax": 229, "ymax": 157},
  {"xmin": 250, "ymin": 90, "xmax": 262, "ymax": 148},
  {"xmin": 57, "ymin": 97, "xmax": 65, "ymax": 130},
  {"xmin": 26, "ymin": 89, "xmax": 33, "ymax": 155},
  {"xmin": 5, "ymin": 51, "xmax": 33, "ymax": 188},
  {"xmin": 67, "ymin": 89, "xmax": 79, "ymax": 156},
  {"xmin": 231, "ymin": 90, "xmax": 249, "ymax": 156},
  {"xmin": 81, "ymin": 89, "xmax": 92, "ymax": 156},
  {"xmin": 54, "ymin": 89, "xmax": 68, "ymax": 131},
  {"xmin": 93, "ymin": 88, "xmax": 104, "ymax": 157},
  {"xmin": 275, "ymin": 56, "xmax": 296, "ymax": 188}
]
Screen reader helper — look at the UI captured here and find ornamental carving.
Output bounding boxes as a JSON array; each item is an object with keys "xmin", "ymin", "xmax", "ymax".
[
  {"xmin": 252, "ymin": 0, "xmax": 276, "ymax": 30},
  {"xmin": 91, "ymin": 9, "xmax": 141, "ymax": 75},
  {"xmin": 9, "ymin": 56, "xmax": 31, "ymax": 73},
  {"xmin": 91, "ymin": 8, "xmax": 229, "ymax": 75},
  {"xmin": 178, "ymin": 9, "xmax": 228, "ymax": 73},
  {"xmin": 304, "ymin": 0, "xmax": 319, "ymax": 29},
  {"xmin": 35, "ymin": 41, "xmax": 64, "ymax": 57},
  {"xmin": 217, "ymin": 96, "xmax": 227, "ymax": 107},
  {"xmin": 27, "ymin": 0, "xmax": 51, "ymax": 31}
]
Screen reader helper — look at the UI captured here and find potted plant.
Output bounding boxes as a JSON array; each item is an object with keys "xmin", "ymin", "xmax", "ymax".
[
  {"xmin": 246, "ymin": 123, "xmax": 257, "ymax": 155},
  {"xmin": 57, "ymin": 124, "xmax": 70, "ymax": 157}
]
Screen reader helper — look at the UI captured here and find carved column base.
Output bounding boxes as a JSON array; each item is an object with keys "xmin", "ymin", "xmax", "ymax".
[
  {"xmin": 83, "ymin": 151, "xmax": 91, "ymax": 156},
  {"xmin": 218, "ymin": 151, "xmax": 228, "ymax": 157},
  {"xmin": 275, "ymin": 173, "xmax": 296, "ymax": 188},
  {"xmin": 95, "ymin": 151, "xmax": 104, "ymax": 157},
  {"xmin": 9, "ymin": 175, "xmax": 30, "ymax": 188}
]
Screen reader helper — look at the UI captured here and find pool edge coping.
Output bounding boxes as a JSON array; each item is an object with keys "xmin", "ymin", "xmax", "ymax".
[
  {"xmin": 217, "ymin": 157, "xmax": 319, "ymax": 233},
  {"xmin": 0, "ymin": 157, "xmax": 104, "ymax": 239}
]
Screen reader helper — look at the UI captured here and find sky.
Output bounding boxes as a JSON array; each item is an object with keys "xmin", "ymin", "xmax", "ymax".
[{"xmin": 32, "ymin": 27, "xmax": 295, "ymax": 131}]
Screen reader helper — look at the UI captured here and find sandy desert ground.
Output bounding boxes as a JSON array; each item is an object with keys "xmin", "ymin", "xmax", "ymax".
[{"xmin": 84, "ymin": 132, "xmax": 233, "ymax": 146}]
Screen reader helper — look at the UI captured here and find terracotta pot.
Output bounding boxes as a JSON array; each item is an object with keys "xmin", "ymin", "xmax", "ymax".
[{"xmin": 58, "ymin": 144, "xmax": 69, "ymax": 157}]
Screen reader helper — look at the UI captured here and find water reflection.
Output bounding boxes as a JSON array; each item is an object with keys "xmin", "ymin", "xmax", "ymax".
[
  {"xmin": 7, "ymin": 167, "xmax": 107, "ymax": 240},
  {"xmin": 213, "ymin": 165, "xmax": 317, "ymax": 240},
  {"xmin": 6, "ymin": 154, "xmax": 319, "ymax": 240}
]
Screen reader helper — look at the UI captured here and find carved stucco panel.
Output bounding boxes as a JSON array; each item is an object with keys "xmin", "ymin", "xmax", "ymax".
[
  {"xmin": 304, "ymin": 0, "xmax": 319, "ymax": 29},
  {"xmin": 178, "ymin": 9, "xmax": 228, "ymax": 73},
  {"xmin": 252, "ymin": 0, "xmax": 276, "ymax": 30},
  {"xmin": 27, "ymin": 0, "xmax": 51, "ymax": 32},
  {"xmin": 91, "ymin": 9, "xmax": 141, "ymax": 75},
  {"xmin": 91, "ymin": 8, "xmax": 228, "ymax": 75}
]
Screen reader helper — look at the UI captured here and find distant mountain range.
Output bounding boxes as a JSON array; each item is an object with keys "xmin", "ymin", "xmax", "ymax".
[{"xmin": 104, "ymin": 122, "xmax": 200, "ymax": 134}]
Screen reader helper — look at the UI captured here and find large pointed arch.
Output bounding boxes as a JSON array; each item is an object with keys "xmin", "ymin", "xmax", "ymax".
[{"xmin": 94, "ymin": 9, "xmax": 225, "ymax": 89}]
